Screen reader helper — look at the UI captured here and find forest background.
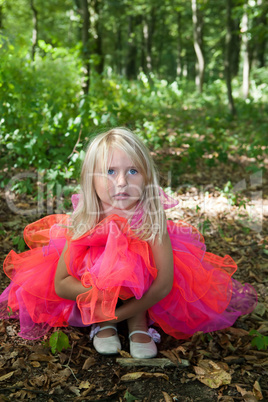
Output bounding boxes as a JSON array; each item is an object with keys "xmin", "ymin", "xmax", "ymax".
[
  {"xmin": 0, "ymin": 1, "xmax": 268, "ymax": 401},
  {"xmin": 0, "ymin": 0, "xmax": 267, "ymax": 207}
]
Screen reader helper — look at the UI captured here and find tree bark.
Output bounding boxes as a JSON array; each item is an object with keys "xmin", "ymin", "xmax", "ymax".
[
  {"xmin": 94, "ymin": 0, "xmax": 104, "ymax": 75},
  {"xmin": 116, "ymin": 25, "xmax": 123, "ymax": 75},
  {"xmin": 126, "ymin": 16, "xmax": 138, "ymax": 79},
  {"xmin": 254, "ymin": 0, "xmax": 267, "ymax": 68},
  {"xmin": 81, "ymin": 0, "xmax": 90, "ymax": 94},
  {"xmin": 230, "ymin": 17, "xmax": 241, "ymax": 77},
  {"xmin": 225, "ymin": 0, "xmax": 236, "ymax": 115},
  {"xmin": 241, "ymin": 2, "xmax": 250, "ymax": 99},
  {"xmin": 30, "ymin": 0, "xmax": 38, "ymax": 61},
  {"xmin": 177, "ymin": 11, "xmax": 182, "ymax": 77},
  {"xmin": 0, "ymin": 3, "xmax": 3, "ymax": 30},
  {"xmin": 191, "ymin": 0, "xmax": 204, "ymax": 92}
]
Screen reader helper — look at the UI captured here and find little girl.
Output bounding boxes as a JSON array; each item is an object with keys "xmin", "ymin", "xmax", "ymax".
[{"xmin": 0, "ymin": 128, "xmax": 257, "ymax": 358}]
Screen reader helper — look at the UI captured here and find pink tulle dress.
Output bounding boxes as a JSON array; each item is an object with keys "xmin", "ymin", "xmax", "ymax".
[{"xmin": 0, "ymin": 191, "xmax": 257, "ymax": 340}]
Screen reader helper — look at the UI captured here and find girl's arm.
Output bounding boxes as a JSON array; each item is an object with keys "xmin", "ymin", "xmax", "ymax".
[
  {"xmin": 111, "ymin": 230, "xmax": 174, "ymax": 323},
  {"xmin": 54, "ymin": 242, "xmax": 90, "ymax": 300}
]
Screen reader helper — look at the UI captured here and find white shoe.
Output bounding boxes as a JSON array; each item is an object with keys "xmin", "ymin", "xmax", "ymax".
[
  {"xmin": 92, "ymin": 326, "xmax": 121, "ymax": 355},
  {"xmin": 129, "ymin": 330, "xmax": 158, "ymax": 359}
]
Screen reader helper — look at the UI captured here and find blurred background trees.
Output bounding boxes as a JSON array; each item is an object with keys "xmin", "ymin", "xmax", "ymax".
[{"xmin": 0, "ymin": 0, "xmax": 267, "ymax": 194}]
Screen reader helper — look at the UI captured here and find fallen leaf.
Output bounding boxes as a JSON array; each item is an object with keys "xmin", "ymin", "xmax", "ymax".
[
  {"xmin": 82, "ymin": 356, "xmax": 96, "ymax": 370},
  {"xmin": 235, "ymin": 384, "xmax": 247, "ymax": 396},
  {"xmin": 253, "ymin": 380, "xmax": 263, "ymax": 400},
  {"xmin": 193, "ymin": 360, "xmax": 231, "ymax": 389},
  {"xmin": 160, "ymin": 350, "xmax": 180, "ymax": 364},
  {"xmin": 30, "ymin": 361, "xmax": 41, "ymax": 367},
  {"xmin": 243, "ymin": 394, "xmax": 258, "ymax": 402},
  {"xmin": 28, "ymin": 353, "xmax": 56, "ymax": 362},
  {"xmin": 79, "ymin": 380, "xmax": 92, "ymax": 389},
  {"xmin": 117, "ymin": 349, "xmax": 131, "ymax": 358},
  {"xmin": 0, "ymin": 371, "xmax": 15, "ymax": 381},
  {"xmin": 69, "ymin": 385, "xmax": 80, "ymax": 396},
  {"xmin": 162, "ymin": 391, "xmax": 173, "ymax": 401},
  {"xmin": 121, "ymin": 372, "xmax": 169, "ymax": 382}
]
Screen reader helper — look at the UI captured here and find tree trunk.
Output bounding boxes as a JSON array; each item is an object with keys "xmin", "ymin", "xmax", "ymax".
[
  {"xmin": 230, "ymin": 17, "xmax": 241, "ymax": 77},
  {"xmin": 225, "ymin": 0, "xmax": 236, "ymax": 115},
  {"xmin": 254, "ymin": 0, "xmax": 267, "ymax": 68},
  {"xmin": 241, "ymin": 2, "xmax": 250, "ymax": 99},
  {"xmin": 30, "ymin": 0, "xmax": 38, "ymax": 61},
  {"xmin": 116, "ymin": 25, "xmax": 123, "ymax": 75},
  {"xmin": 177, "ymin": 11, "xmax": 182, "ymax": 77},
  {"xmin": 94, "ymin": 0, "xmax": 104, "ymax": 75},
  {"xmin": 191, "ymin": 0, "xmax": 204, "ymax": 92},
  {"xmin": 0, "ymin": 3, "xmax": 3, "ymax": 30},
  {"xmin": 126, "ymin": 16, "xmax": 138, "ymax": 79},
  {"xmin": 141, "ymin": 10, "xmax": 154, "ymax": 75},
  {"xmin": 141, "ymin": 19, "xmax": 147, "ymax": 73},
  {"xmin": 81, "ymin": 0, "xmax": 90, "ymax": 94}
]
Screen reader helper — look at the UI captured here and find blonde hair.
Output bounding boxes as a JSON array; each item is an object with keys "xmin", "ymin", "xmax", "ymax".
[{"xmin": 71, "ymin": 128, "xmax": 166, "ymax": 242}]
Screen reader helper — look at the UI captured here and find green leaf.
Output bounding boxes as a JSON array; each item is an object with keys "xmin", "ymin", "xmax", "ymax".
[
  {"xmin": 124, "ymin": 390, "xmax": 137, "ymax": 402},
  {"xmin": 49, "ymin": 331, "xmax": 71, "ymax": 354}
]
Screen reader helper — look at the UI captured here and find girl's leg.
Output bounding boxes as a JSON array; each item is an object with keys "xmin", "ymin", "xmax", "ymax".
[
  {"xmin": 96, "ymin": 321, "xmax": 117, "ymax": 338},
  {"xmin": 128, "ymin": 311, "xmax": 157, "ymax": 358},
  {"xmin": 127, "ymin": 311, "xmax": 151, "ymax": 343}
]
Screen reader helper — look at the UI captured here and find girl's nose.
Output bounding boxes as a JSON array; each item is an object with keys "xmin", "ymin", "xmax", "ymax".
[{"xmin": 117, "ymin": 172, "xmax": 127, "ymax": 187}]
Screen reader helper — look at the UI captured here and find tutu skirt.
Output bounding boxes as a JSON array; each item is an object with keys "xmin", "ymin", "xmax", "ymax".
[{"xmin": 0, "ymin": 214, "xmax": 257, "ymax": 340}]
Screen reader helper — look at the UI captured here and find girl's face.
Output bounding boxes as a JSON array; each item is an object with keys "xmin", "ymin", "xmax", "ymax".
[{"xmin": 94, "ymin": 147, "xmax": 145, "ymax": 218}]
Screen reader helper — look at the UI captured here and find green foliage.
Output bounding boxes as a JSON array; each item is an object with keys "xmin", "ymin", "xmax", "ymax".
[
  {"xmin": 7, "ymin": 306, "xmax": 13, "ymax": 317},
  {"xmin": 124, "ymin": 390, "xmax": 138, "ymax": 402},
  {"xmin": 249, "ymin": 330, "xmax": 268, "ymax": 351},
  {"xmin": 12, "ymin": 235, "xmax": 26, "ymax": 252},
  {"xmin": 48, "ymin": 331, "xmax": 71, "ymax": 354}
]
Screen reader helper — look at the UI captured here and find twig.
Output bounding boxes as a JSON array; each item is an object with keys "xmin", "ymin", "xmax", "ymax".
[
  {"xmin": 68, "ymin": 125, "xmax": 83, "ymax": 159},
  {"xmin": 63, "ymin": 341, "xmax": 79, "ymax": 382},
  {"xmin": 116, "ymin": 357, "xmax": 189, "ymax": 368}
]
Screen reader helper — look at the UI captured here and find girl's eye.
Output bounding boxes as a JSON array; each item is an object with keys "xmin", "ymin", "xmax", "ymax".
[
  {"xmin": 107, "ymin": 169, "xmax": 115, "ymax": 175},
  {"xmin": 129, "ymin": 169, "xmax": 138, "ymax": 175}
]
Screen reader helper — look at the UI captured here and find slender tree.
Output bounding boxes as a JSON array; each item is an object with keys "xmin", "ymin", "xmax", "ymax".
[
  {"xmin": 225, "ymin": 0, "xmax": 236, "ymax": 115},
  {"xmin": 241, "ymin": 1, "xmax": 250, "ymax": 99},
  {"xmin": 94, "ymin": 0, "xmax": 104, "ymax": 75},
  {"xmin": 126, "ymin": 15, "xmax": 139, "ymax": 79},
  {"xmin": 176, "ymin": 11, "xmax": 182, "ymax": 77},
  {"xmin": 81, "ymin": 0, "xmax": 90, "ymax": 94},
  {"xmin": 0, "ymin": 2, "xmax": 3, "ymax": 30},
  {"xmin": 30, "ymin": 0, "xmax": 38, "ymax": 60},
  {"xmin": 191, "ymin": 0, "xmax": 205, "ymax": 92}
]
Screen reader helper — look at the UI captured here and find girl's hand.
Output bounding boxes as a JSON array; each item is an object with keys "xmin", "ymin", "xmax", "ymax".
[{"xmin": 54, "ymin": 242, "xmax": 90, "ymax": 300}]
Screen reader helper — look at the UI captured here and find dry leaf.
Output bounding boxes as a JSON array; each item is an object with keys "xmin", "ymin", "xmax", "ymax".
[
  {"xmin": 0, "ymin": 371, "xmax": 15, "ymax": 381},
  {"xmin": 121, "ymin": 371, "xmax": 169, "ymax": 382},
  {"xmin": 162, "ymin": 391, "xmax": 173, "ymax": 401},
  {"xmin": 117, "ymin": 349, "xmax": 131, "ymax": 358},
  {"xmin": 69, "ymin": 385, "xmax": 80, "ymax": 396},
  {"xmin": 30, "ymin": 361, "xmax": 41, "ymax": 368},
  {"xmin": 160, "ymin": 350, "xmax": 180, "ymax": 365},
  {"xmin": 193, "ymin": 360, "xmax": 231, "ymax": 389},
  {"xmin": 243, "ymin": 394, "xmax": 258, "ymax": 402},
  {"xmin": 79, "ymin": 380, "xmax": 92, "ymax": 389},
  {"xmin": 82, "ymin": 356, "xmax": 96, "ymax": 370},
  {"xmin": 235, "ymin": 384, "xmax": 247, "ymax": 396},
  {"xmin": 253, "ymin": 380, "xmax": 263, "ymax": 400},
  {"xmin": 28, "ymin": 353, "xmax": 56, "ymax": 362}
]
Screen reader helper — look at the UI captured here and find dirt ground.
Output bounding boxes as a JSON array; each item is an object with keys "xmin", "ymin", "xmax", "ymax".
[{"xmin": 0, "ymin": 156, "xmax": 267, "ymax": 402}]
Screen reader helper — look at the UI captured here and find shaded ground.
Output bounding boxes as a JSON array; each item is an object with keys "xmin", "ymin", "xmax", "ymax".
[{"xmin": 0, "ymin": 154, "xmax": 267, "ymax": 402}]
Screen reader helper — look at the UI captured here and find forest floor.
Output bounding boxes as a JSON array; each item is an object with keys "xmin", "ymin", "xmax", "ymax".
[{"xmin": 0, "ymin": 153, "xmax": 267, "ymax": 402}]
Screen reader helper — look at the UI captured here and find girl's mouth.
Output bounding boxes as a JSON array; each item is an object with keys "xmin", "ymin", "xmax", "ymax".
[{"xmin": 113, "ymin": 192, "xmax": 130, "ymax": 199}]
